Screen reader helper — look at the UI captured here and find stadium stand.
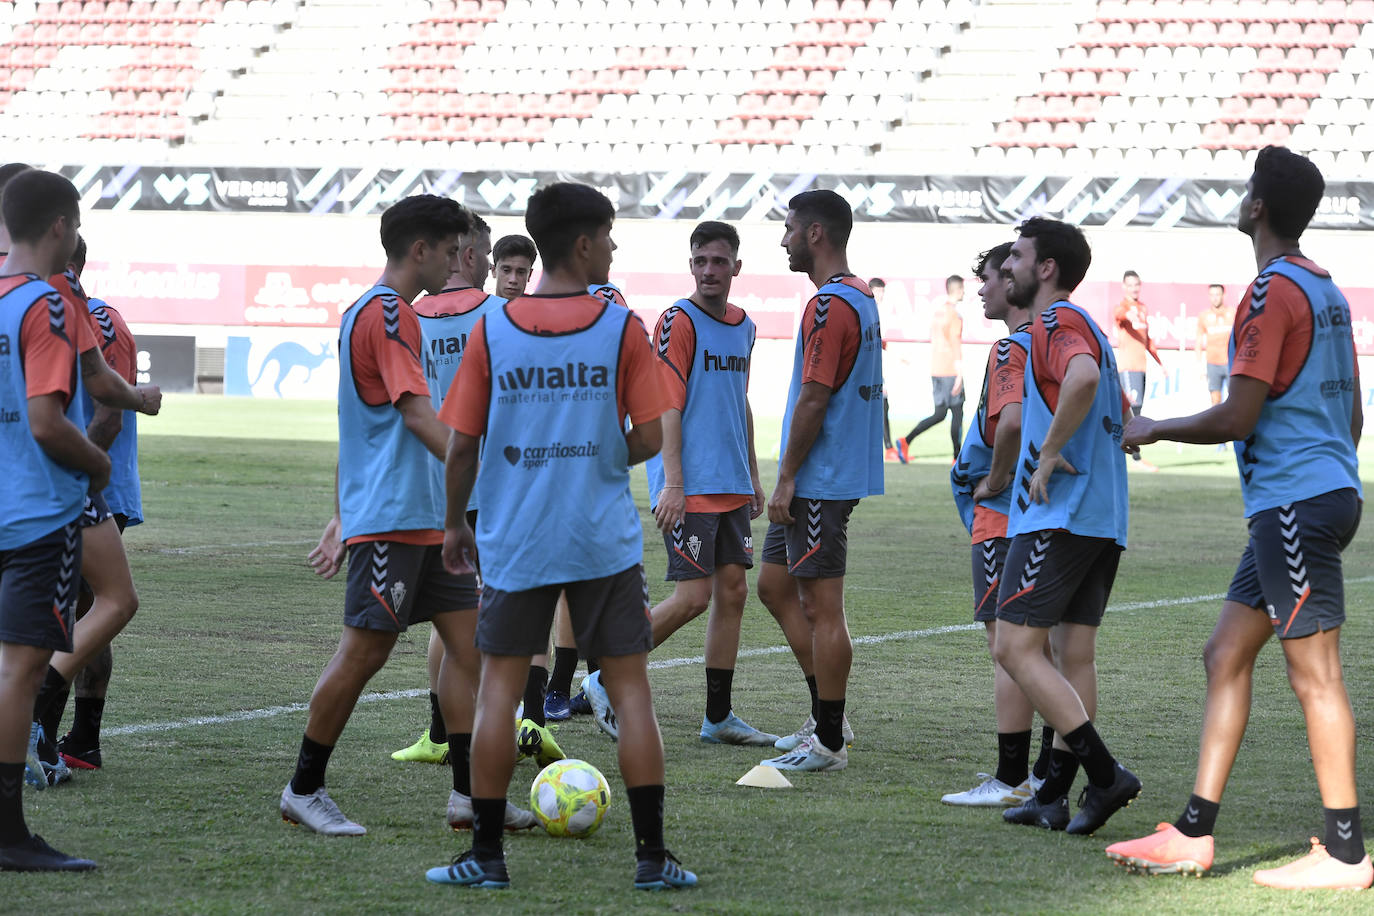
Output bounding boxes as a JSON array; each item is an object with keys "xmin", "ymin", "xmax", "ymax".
[{"xmin": 1, "ymin": 0, "xmax": 1372, "ymax": 177}]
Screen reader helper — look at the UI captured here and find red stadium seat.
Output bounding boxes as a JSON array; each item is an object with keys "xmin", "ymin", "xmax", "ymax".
[
  {"xmin": 1260, "ymin": 122, "xmax": 1291, "ymax": 145},
  {"xmin": 1295, "ymin": 71, "xmax": 1325, "ymax": 97},
  {"xmin": 1199, "ymin": 121, "xmax": 1229, "ymax": 149},
  {"xmin": 1217, "ymin": 95, "xmax": 1247, "ymax": 122},
  {"xmin": 1160, "ymin": 20, "xmax": 1189, "ymax": 46},
  {"xmin": 1332, "ymin": 22, "xmax": 1360, "ymax": 47},
  {"xmin": 1245, "ymin": 22, "xmax": 1274, "ymax": 46},
  {"xmin": 1278, "ymin": 96, "xmax": 1309, "ymax": 122},
  {"xmin": 1189, "ymin": 20, "xmax": 1217, "ymax": 45},
  {"xmin": 1215, "ymin": 20, "xmax": 1244, "ymax": 47},
  {"xmin": 1313, "ymin": 46, "xmax": 1343, "ymax": 73},
  {"xmin": 992, "ymin": 120, "xmax": 1024, "ymax": 146},
  {"xmin": 1012, "ymin": 95, "xmax": 1044, "ymax": 121}
]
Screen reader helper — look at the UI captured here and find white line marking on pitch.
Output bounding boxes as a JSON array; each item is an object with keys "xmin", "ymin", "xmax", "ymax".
[{"xmin": 108, "ymin": 578, "xmax": 1374, "ymax": 738}]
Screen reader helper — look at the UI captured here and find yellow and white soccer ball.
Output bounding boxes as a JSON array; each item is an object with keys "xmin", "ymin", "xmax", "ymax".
[{"xmin": 529, "ymin": 758, "xmax": 611, "ymax": 838}]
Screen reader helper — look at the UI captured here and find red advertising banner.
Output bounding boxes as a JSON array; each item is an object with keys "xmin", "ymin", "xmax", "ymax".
[{"xmin": 86, "ymin": 260, "xmax": 1374, "ymax": 355}]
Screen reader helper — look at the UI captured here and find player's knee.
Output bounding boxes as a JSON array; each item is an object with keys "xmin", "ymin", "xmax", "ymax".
[
  {"xmin": 1202, "ymin": 635, "xmax": 1248, "ymax": 681},
  {"xmin": 716, "ymin": 579, "xmax": 748, "ymax": 617}
]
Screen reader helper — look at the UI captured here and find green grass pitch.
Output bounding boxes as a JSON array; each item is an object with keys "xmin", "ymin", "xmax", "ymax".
[{"xmin": 9, "ymin": 395, "xmax": 1374, "ymax": 914}]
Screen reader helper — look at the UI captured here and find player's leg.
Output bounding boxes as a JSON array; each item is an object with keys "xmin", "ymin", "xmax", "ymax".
[
  {"xmin": 391, "ymin": 626, "xmax": 449, "ymax": 763},
  {"xmin": 763, "ymin": 498, "xmax": 856, "ymax": 771},
  {"xmin": 282, "ymin": 540, "xmax": 422, "ymax": 835},
  {"xmin": 904, "ymin": 378, "xmax": 951, "ymax": 443},
  {"xmin": 0, "ymin": 522, "xmax": 98, "ymax": 870},
  {"xmin": 427, "ymin": 584, "xmax": 557, "ymax": 888},
  {"xmin": 698, "ymin": 559, "xmax": 778, "ymax": 746},
  {"xmin": 996, "ymin": 533, "xmax": 1138, "ymax": 832},
  {"xmin": 574, "ymin": 566, "xmax": 694, "ymax": 890},
  {"xmin": 32, "ymin": 513, "xmax": 136, "ymax": 779},
  {"xmin": 59, "ymin": 646, "xmax": 110, "ymax": 770},
  {"xmin": 757, "ymin": 521, "xmax": 817, "ymax": 748},
  {"xmin": 1252, "ymin": 490, "xmax": 1369, "ymax": 888},
  {"xmin": 650, "ymin": 577, "xmax": 713, "ymax": 648},
  {"xmin": 550, "ymin": 594, "xmax": 590, "ymax": 716}
]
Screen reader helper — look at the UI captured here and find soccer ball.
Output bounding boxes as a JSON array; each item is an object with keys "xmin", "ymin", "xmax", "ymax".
[{"xmin": 529, "ymin": 759, "xmax": 611, "ymax": 838}]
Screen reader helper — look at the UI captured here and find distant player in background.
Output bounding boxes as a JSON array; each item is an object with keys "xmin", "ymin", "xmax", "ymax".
[
  {"xmin": 1196, "ymin": 283, "xmax": 1234, "ymax": 406},
  {"xmin": 1111, "ymin": 147, "xmax": 1371, "ymax": 890},
  {"xmin": 900, "ymin": 275, "xmax": 964, "ymax": 462},
  {"xmin": 285, "ymin": 195, "xmax": 536, "ymax": 837},
  {"xmin": 1114, "ymin": 270, "xmax": 1161, "ymax": 470},
  {"xmin": 757, "ymin": 189, "xmax": 884, "ymax": 773},
  {"xmin": 994, "ymin": 217, "xmax": 1140, "ymax": 837},
  {"xmin": 0, "ymin": 168, "xmax": 106, "ymax": 870},
  {"xmin": 427, "ymin": 182, "xmax": 695, "ymax": 891},
  {"xmin": 943, "ymin": 241, "xmax": 1055, "ymax": 807},
  {"xmin": 586, "ymin": 220, "xmax": 774, "ymax": 747},
  {"xmin": 869, "ymin": 277, "xmax": 897, "ymax": 458},
  {"xmin": 46, "ymin": 236, "xmax": 147, "ymax": 773}
]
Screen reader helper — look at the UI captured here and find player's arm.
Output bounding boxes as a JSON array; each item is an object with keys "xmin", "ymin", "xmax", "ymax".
[
  {"xmin": 625, "ymin": 417, "xmax": 662, "ymax": 466},
  {"xmin": 1195, "ymin": 317, "xmax": 1206, "ymax": 363},
  {"xmin": 308, "ymin": 464, "xmax": 344, "ymax": 579},
  {"xmin": 395, "ymin": 392, "xmax": 451, "ymax": 460},
  {"xmin": 86, "ymin": 403, "xmax": 124, "ymax": 451},
  {"xmin": 80, "ymin": 347, "xmax": 160, "ymax": 415},
  {"xmin": 442, "ymin": 430, "xmax": 480, "ymax": 574},
  {"xmin": 769, "ymin": 380, "xmax": 831, "ymax": 524},
  {"xmin": 29, "ymin": 392, "xmax": 110, "ymax": 492},
  {"xmin": 1027, "ymin": 354, "xmax": 1097, "ymax": 503},
  {"xmin": 746, "ymin": 398, "xmax": 764, "ymax": 519},
  {"xmin": 1124, "ymin": 376, "xmax": 1268, "ymax": 446},
  {"xmin": 974, "ymin": 402, "xmax": 1021, "ymax": 502},
  {"xmin": 652, "ymin": 407, "xmax": 685, "ymax": 532}
]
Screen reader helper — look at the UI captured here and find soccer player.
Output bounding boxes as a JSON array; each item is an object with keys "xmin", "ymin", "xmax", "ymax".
[
  {"xmin": 900, "ymin": 275, "xmax": 964, "ymax": 462},
  {"xmin": 992, "ymin": 217, "xmax": 1140, "ymax": 836},
  {"xmin": 0, "ymin": 168, "xmax": 105, "ymax": 870},
  {"xmin": 1108, "ymin": 147, "xmax": 1371, "ymax": 890},
  {"xmin": 490, "ymin": 233, "xmax": 536, "ymax": 301},
  {"xmin": 943, "ymin": 241, "xmax": 1055, "ymax": 806},
  {"xmin": 283, "ymin": 195, "xmax": 535, "ymax": 836},
  {"xmin": 588, "ymin": 220, "xmax": 774, "ymax": 746},
  {"xmin": 1195, "ymin": 283, "xmax": 1234, "ymax": 407},
  {"xmin": 1114, "ymin": 270, "xmax": 1161, "ymax": 470},
  {"xmin": 46, "ymin": 236, "xmax": 146, "ymax": 772},
  {"xmin": 869, "ymin": 278, "xmax": 897, "ymax": 458},
  {"xmin": 755, "ymin": 189, "xmax": 883, "ymax": 773},
  {"xmin": 425, "ymin": 182, "xmax": 695, "ymax": 890}
]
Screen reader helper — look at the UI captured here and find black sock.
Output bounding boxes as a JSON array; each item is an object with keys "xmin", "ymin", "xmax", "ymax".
[
  {"xmin": 1034, "ymin": 749, "xmax": 1079, "ymax": 803},
  {"xmin": 1031, "ymin": 726, "xmax": 1055, "ymax": 780},
  {"xmin": 449, "ymin": 733, "xmax": 471, "ymax": 795},
  {"xmin": 814, "ymin": 698, "xmax": 845, "ymax": 752},
  {"xmin": 549, "ymin": 647, "xmax": 579, "ymax": 696},
  {"xmin": 523, "ymin": 666, "xmax": 548, "ymax": 728},
  {"xmin": 704, "ymin": 667, "xmax": 733, "ymax": 724},
  {"xmin": 472, "ymin": 798, "xmax": 506, "ymax": 858},
  {"xmin": 1063, "ymin": 721, "xmax": 1117, "ymax": 788},
  {"xmin": 626, "ymin": 784, "xmax": 666, "ymax": 862},
  {"xmin": 805, "ymin": 675, "xmax": 819, "ymax": 721},
  {"xmin": 69, "ymin": 697, "xmax": 105, "ymax": 746},
  {"xmin": 0, "ymin": 762, "xmax": 28, "ymax": 846},
  {"xmin": 47, "ymin": 684, "xmax": 71, "ymax": 742},
  {"xmin": 1174, "ymin": 793, "xmax": 1220, "ymax": 838},
  {"xmin": 1325, "ymin": 806, "xmax": 1366, "ymax": 865},
  {"xmin": 586, "ymin": 657, "xmax": 600, "ymax": 675},
  {"xmin": 34, "ymin": 666, "xmax": 69, "ymax": 739},
  {"xmin": 289, "ymin": 735, "xmax": 333, "ymax": 796},
  {"xmin": 427, "ymin": 691, "xmax": 445, "ymax": 742},
  {"xmin": 995, "ymin": 730, "xmax": 1032, "ymax": 788}
]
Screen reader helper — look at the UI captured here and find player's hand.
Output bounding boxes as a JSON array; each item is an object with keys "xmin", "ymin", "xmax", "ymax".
[
  {"xmin": 767, "ymin": 476, "xmax": 796, "ymax": 525},
  {"xmin": 308, "ymin": 515, "xmax": 345, "ymax": 579},
  {"xmin": 951, "ymin": 377, "xmax": 963, "ymax": 397},
  {"xmin": 749, "ymin": 475, "xmax": 765, "ymax": 520},
  {"xmin": 653, "ymin": 485, "xmax": 686, "ymax": 533},
  {"xmin": 1122, "ymin": 415, "xmax": 1158, "ymax": 449},
  {"xmin": 442, "ymin": 523, "xmax": 477, "ymax": 575},
  {"xmin": 87, "ymin": 453, "xmax": 112, "ymax": 494},
  {"xmin": 972, "ymin": 474, "xmax": 1007, "ymax": 503},
  {"xmin": 136, "ymin": 385, "xmax": 162, "ymax": 415},
  {"xmin": 1028, "ymin": 452, "xmax": 1077, "ymax": 505}
]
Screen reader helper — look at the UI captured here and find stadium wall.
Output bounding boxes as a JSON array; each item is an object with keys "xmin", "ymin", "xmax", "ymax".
[{"xmin": 84, "ymin": 209, "xmax": 1374, "ymax": 413}]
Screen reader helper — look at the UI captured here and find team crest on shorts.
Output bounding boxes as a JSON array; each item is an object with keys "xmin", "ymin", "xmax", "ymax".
[
  {"xmin": 687, "ymin": 535, "xmax": 702, "ymax": 561},
  {"xmin": 391, "ymin": 580, "xmax": 407, "ymax": 611}
]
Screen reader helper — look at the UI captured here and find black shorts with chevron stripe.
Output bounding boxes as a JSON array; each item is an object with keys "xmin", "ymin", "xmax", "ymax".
[
  {"xmin": 995, "ymin": 530, "xmax": 1121, "ymax": 628},
  {"xmin": 1227, "ymin": 487, "xmax": 1361, "ymax": 639},
  {"xmin": 0, "ymin": 519, "xmax": 82, "ymax": 651},
  {"xmin": 761, "ymin": 497, "xmax": 858, "ymax": 579},
  {"xmin": 661, "ymin": 505, "xmax": 754, "ymax": 582},
  {"xmin": 971, "ymin": 536, "xmax": 1011, "ymax": 622},
  {"xmin": 344, "ymin": 540, "xmax": 479, "ymax": 633}
]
